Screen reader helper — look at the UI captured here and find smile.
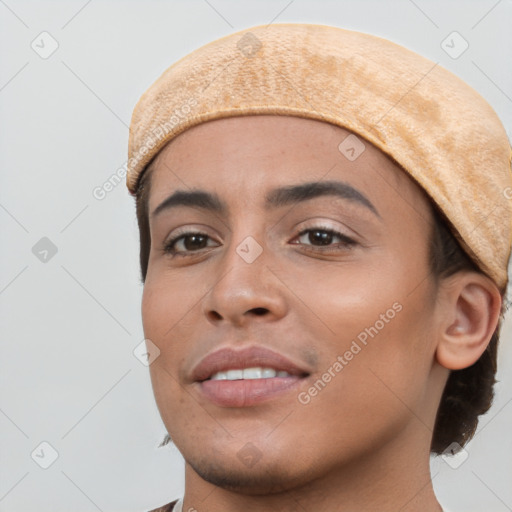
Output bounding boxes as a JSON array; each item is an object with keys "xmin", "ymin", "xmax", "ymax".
[{"xmin": 208, "ymin": 367, "xmax": 294, "ymax": 380}]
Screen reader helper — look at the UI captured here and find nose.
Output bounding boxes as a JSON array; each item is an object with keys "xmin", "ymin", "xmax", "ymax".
[{"xmin": 202, "ymin": 241, "xmax": 288, "ymax": 328}]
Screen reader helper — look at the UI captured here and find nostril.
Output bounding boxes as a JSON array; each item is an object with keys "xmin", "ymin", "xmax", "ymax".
[
  {"xmin": 250, "ymin": 307, "xmax": 268, "ymax": 316},
  {"xmin": 208, "ymin": 311, "xmax": 222, "ymax": 321}
]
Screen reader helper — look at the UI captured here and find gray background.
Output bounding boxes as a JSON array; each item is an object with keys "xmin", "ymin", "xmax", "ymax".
[{"xmin": 1, "ymin": 0, "xmax": 511, "ymax": 511}]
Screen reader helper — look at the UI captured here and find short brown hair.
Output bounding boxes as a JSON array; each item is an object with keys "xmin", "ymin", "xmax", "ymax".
[{"xmin": 134, "ymin": 167, "xmax": 507, "ymax": 455}]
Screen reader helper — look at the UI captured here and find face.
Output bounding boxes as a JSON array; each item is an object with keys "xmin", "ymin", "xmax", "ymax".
[{"xmin": 142, "ymin": 115, "xmax": 447, "ymax": 494}]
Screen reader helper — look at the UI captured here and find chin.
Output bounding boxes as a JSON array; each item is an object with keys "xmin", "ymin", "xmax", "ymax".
[{"xmin": 186, "ymin": 454, "xmax": 311, "ymax": 495}]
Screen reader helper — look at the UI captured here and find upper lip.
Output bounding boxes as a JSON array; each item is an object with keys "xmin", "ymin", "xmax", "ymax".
[{"xmin": 191, "ymin": 345, "xmax": 312, "ymax": 382}]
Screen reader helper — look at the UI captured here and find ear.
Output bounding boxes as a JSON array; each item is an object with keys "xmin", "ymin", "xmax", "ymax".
[{"xmin": 435, "ymin": 272, "xmax": 502, "ymax": 370}]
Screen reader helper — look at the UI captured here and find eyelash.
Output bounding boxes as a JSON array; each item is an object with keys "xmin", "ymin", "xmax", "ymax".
[{"xmin": 163, "ymin": 226, "xmax": 357, "ymax": 257}]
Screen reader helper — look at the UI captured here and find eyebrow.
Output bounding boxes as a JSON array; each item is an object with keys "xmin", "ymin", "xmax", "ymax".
[{"xmin": 151, "ymin": 180, "xmax": 381, "ymax": 219}]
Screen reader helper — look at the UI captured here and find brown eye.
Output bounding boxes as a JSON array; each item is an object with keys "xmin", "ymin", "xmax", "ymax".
[
  {"xmin": 293, "ymin": 227, "xmax": 357, "ymax": 251},
  {"xmin": 164, "ymin": 232, "xmax": 218, "ymax": 256}
]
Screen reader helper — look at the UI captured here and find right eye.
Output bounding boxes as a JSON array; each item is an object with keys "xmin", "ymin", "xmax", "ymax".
[{"xmin": 163, "ymin": 231, "xmax": 219, "ymax": 257}]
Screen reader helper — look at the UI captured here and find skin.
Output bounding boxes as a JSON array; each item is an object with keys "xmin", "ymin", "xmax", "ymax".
[{"xmin": 141, "ymin": 115, "xmax": 501, "ymax": 512}]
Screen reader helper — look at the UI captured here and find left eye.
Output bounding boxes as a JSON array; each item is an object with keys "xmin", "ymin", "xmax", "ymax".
[{"xmin": 293, "ymin": 227, "xmax": 357, "ymax": 249}]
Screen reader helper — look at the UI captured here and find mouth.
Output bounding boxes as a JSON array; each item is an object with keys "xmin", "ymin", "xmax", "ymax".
[
  {"xmin": 198, "ymin": 372, "xmax": 310, "ymax": 407},
  {"xmin": 205, "ymin": 366, "xmax": 309, "ymax": 381},
  {"xmin": 191, "ymin": 346, "xmax": 312, "ymax": 407}
]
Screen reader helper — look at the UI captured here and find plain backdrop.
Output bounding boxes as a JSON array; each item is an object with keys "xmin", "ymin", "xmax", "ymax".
[{"xmin": 1, "ymin": 1, "xmax": 511, "ymax": 511}]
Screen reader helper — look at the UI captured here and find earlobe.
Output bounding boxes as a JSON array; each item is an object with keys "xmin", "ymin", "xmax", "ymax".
[{"xmin": 435, "ymin": 272, "xmax": 502, "ymax": 371}]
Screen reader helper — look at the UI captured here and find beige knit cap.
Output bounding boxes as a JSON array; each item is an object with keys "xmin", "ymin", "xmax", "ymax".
[{"xmin": 127, "ymin": 23, "xmax": 512, "ymax": 291}]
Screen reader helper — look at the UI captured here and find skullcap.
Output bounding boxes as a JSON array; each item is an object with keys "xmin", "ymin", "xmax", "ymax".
[{"xmin": 127, "ymin": 23, "xmax": 512, "ymax": 291}]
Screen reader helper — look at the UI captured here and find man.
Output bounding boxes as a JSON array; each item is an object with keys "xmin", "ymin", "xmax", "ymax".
[{"xmin": 126, "ymin": 24, "xmax": 511, "ymax": 512}]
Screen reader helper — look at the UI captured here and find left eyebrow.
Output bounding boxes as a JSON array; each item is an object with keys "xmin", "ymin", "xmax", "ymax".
[
  {"xmin": 151, "ymin": 180, "xmax": 381, "ymax": 219},
  {"xmin": 265, "ymin": 180, "xmax": 381, "ymax": 218}
]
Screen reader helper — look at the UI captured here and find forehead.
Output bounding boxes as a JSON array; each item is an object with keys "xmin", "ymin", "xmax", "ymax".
[{"xmin": 145, "ymin": 115, "xmax": 432, "ymax": 223}]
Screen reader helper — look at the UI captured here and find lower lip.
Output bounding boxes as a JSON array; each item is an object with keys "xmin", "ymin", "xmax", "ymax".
[{"xmin": 198, "ymin": 377, "xmax": 306, "ymax": 407}]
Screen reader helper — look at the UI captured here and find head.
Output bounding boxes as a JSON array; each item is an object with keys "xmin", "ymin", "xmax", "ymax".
[{"xmin": 133, "ymin": 114, "xmax": 504, "ymax": 492}]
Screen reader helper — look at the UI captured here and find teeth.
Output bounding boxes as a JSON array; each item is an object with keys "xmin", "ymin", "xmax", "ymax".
[
  {"xmin": 226, "ymin": 369, "xmax": 243, "ymax": 380},
  {"xmin": 242, "ymin": 368, "xmax": 262, "ymax": 379},
  {"xmin": 209, "ymin": 367, "xmax": 293, "ymax": 381}
]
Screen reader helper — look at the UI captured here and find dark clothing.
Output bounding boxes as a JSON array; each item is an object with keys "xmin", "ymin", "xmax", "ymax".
[{"xmin": 147, "ymin": 498, "xmax": 179, "ymax": 512}]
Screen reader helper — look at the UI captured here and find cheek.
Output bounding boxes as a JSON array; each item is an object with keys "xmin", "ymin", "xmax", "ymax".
[
  {"xmin": 282, "ymin": 251, "xmax": 406, "ymax": 338},
  {"xmin": 288, "ymin": 247, "xmax": 437, "ymax": 393},
  {"xmin": 288, "ymin": 305, "xmax": 436, "ymax": 461},
  {"xmin": 141, "ymin": 270, "xmax": 212, "ymax": 397},
  {"xmin": 141, "ymin": 278, "xmax": 187, "ymax": 385},
  {"xmin": 141, "ymin": 269, "xmax": 202, "ymax": 342},
  {"xmin": 142, "ymin": 278, "xmax": 192, "ymax": 429},
  {"xmin": 142, "ymin": 278, "xmax": 171, "ymax": 338}
]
